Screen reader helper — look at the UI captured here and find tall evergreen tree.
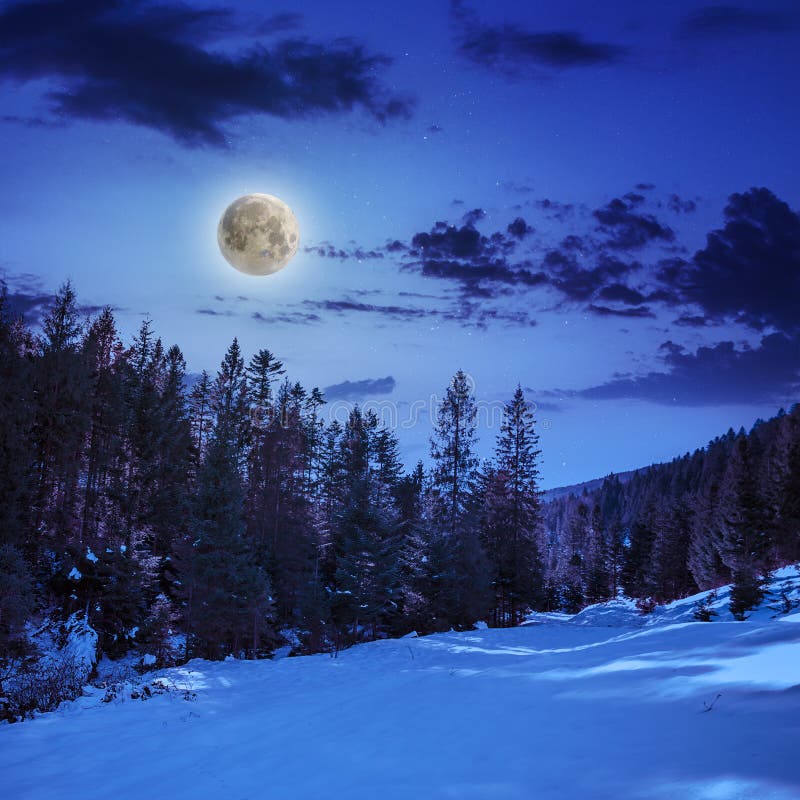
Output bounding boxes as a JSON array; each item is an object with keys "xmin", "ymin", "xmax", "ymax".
[
  {"xmin": 482, "ymin": 387, "xmax": 544, "ymax": 625},
  {"xmin": 430, "ymin": 370, "xmax": 478, "ymax": 536},
  {"xmin": 32, "ymin": 281, "xmax": 90, "ymax": 555},
  {"xmin": 717, "ymin": 435, "xmax": 769, "ymax": 618}
]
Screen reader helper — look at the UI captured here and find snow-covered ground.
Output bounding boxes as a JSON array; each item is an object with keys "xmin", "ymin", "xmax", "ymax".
[{"xmin": 2, "ymin": 571, "xmax": 800, "ymax": 800}]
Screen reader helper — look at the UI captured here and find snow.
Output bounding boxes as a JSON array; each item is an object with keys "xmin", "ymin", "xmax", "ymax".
[
  {"xmin": 2, "ymin": 576, "xmax": 799, "ymax": 799},
  {"xmin": 63, "ymin": 612, "xmax": 98, "ymax": 679},
  {"xmin": 67, "ymin": 567, "xmax": 81, "ymax": 581},
  {"xmin": 85, "ymin": 548, "xmax": 98, "ymax": 564}
]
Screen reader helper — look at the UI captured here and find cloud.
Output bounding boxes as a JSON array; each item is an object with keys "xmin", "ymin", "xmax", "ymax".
[
  {"xmin": 462, "ymin": 208, "xmax": 486, "ymax": 226},
  {"xmin": 323, "ymin": 375, "xmax": 396, "ymax": 401},
  {"xmin": 592, "ymin": 196, "xmax": 675, "ymax": 250},
  {"xmin": 658, "ymin": 187, "xmax": 800, "ymax": 333},
  {"xmin": 303, "ymin": 299, "xmax": 429, "ymax": 321},
  {"xmin": 586, "ymin": 304, "xmax": 654, "ymax": 319},
  {"xmin": 545, "ymin": 250, "xmax": 641, "ymax": 303},
  {"xmin": 251, "ymin": 310, "xmax": 320, "ymax": 325},
  {"xmin": 577, "ymin": 332, "xmax": 800, "ymax": 405},
  {"xmin": 673, "ymin": 314, "xmax": 712, "ymax": 328},
  {"xmin": 679, "ymin": 5, "xmax": 800, "ymax": 39},
  {"xmin": 196, "ymin": 307, "xmax": 235, "ymax": 317},
  {"xmin": 507, "ymin": 217, "xmax": 534, "ymax": 239},
  {"xmin": 596, "ymin": 283, "xmax": 646, "ymax": 306},
  {"xmin": 667, "ymin": 193, "xmax": 697, "ymax": 214},
  {"xmin": 1, "ymin": 271, "xmax": 112, "ymax": 326},
  {"xmin": 304, "ymin": 242, "xmax": 384, "ymax": 260},
  {"xmin": 1, "ymin": 277, "xmax": 53, "ymax": 324},
  {"xmin": 451, "ymin": 1, "xmax": 628, "ymax": 75},
  {"xmin": 535, "ymin": 198, "xmax": 575, "ymax": 221},
  {"xmin": 0, "ymin": 0, "xmax": 412, "ymax": 146}
]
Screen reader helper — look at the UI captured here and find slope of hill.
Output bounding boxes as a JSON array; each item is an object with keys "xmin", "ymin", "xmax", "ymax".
[
  {"xmin": 540, "ymin": 468, "xmax": 637, "ymax": 503},
  {"xmin": 2, "ymin": 568, "xmax": 799, "ymax": 800}
]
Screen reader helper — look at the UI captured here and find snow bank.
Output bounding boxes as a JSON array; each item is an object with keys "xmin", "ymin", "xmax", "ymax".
[{"xmin": 1, "ymin": 569, "xmax": 798, "ymax": 799}]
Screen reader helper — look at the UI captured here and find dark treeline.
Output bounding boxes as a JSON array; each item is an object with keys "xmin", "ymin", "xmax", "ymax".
[
  {"xmin": 0, "ymin": 283, "xmax": 546, "ymax": 665},
  {"xmin": 2, "ymin": 282, "xmax": 798, "ymax": 671},
  {"xmin": 543, "ymin": 407, "xmax": 800, "ymax": 618}
]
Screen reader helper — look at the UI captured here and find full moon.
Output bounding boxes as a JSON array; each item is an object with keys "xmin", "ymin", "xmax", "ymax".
[{"xmin": 217, "ymin": 193, "xmax": 300, "ymax": 276}]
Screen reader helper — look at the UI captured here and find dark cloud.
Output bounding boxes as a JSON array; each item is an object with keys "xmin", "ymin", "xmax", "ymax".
[
  {"xmin": 303, "ymin": 299, "xmax": 429, "ymax": 321},
  {"xmin": 679, "ymin": 5, "xmax": 800, "ymax": 39},
  {"xmin": 674, "ymin": 314, "xmax": 711, "ymax": 328},
  {"xmin": 251, "ymin": 310, "xmax": 320, "ymax": 325},
  {"xmin": 441, "ymin": 302, "xmax": 538, "ymax": 329},
  {"xmin": 462, "ymin": 208, "xmax": 486, "ymax": 226},
  {"xmin": 546, "ymin": 251, "xmax": 641, "ymax": 302},
  {"xmin": 0, "ymin": 0, "xmax": 412, "ymax": 146},
  {"xmin": 535, "ymin": 198, "xmax": 575, "ymax": 221},
  {"xmin": 304, "ymin": 242, "xmax": 384, "ymax": 261},
  {"xmin": 658, "ymin": 188, "xmax": 800, "ymax": 333},
  {"xmin": 1, "ymin": 272, "xmax": 111, "ymax": 325},
  {"xmin": 452, "ymin": 1, "xmax": 628, "ymax": 75},
  {"xmin": 418, "ymin": 259, "xmax": 547, "ymax": 298},
  {"xmin": 593, "ymin": 196, "xmax": 675, "ymax": 250},
  {"xmin": 635, "ymin": 182, "xmax": 656, "ymax": 192},
  {"xmin": 507, "ymin": 217, "xmax": 534, "ymax": 239},
  {"xmin": 578, "ymin": 332, "xmax": 800, "ymax": 406},
  {"xmin": 411, "ymin": 222, "xmax": 485, "ymax": 260},
  {"xmin": 323, "ymin": 375, "xmax": 396, "ymax": 401},
  {"xmin": 667, "ymin": 193, "xmax": 698, "ymax": 214},
  {"xmin": 1, "ymin": 274, "xmax": 53, "ymax": 325},
  {"xmin": 597, "ymin": 283, "xmax": 646, "ymax": 305},
  {"xmin": 586, "ymin": 304, "xmax": 654, "ymax": 319},
  {"xmin": 196, "ymin": 307, "xmax": 235, "ymax": 317}
]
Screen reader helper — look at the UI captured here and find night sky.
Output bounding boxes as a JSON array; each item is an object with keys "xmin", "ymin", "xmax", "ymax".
[{"xmin": 1, "ymin": 0, "xmax": 799, "ymax": 487}]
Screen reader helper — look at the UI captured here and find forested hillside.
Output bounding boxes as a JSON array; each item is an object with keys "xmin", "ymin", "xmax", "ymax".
[
  {"xmin": 0, "ymin": 281, "xmax": 545, "ymax": 674},
  {"xmin": 1, "ymin": 280, "xmax": 798, "ymax": 688},
  {"xmin": 543, "ymin": 408, "xmax": 800, "ymax": 616}
]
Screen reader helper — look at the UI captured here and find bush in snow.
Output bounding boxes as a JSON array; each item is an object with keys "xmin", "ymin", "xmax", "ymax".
[
  {"xmin": 139, "ymin": 594, "xmax": 181, "ymax": 668},
  {"xmin": 693, "ymin": 590, "xmax": 718, "ymax": 622},
  {"xmin": 0, "ymin": 652, "xmax": 87, "ymax": 722},
  {"xmin": 0, "ymin": 611, "xmax": 97, "ymax": 723}
]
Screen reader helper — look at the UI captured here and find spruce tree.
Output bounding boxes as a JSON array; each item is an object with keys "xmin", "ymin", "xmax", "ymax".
[
  {"xmin": 430, "ymin": 370, "xmax": 478, "ymax": 536},
  {"xmin": 482, "ymin": 387, "xmax": 544, "ymax": 625},
  {"xmin": 717, "ymin": 436, "xmax": 769, "ymax": 618}
]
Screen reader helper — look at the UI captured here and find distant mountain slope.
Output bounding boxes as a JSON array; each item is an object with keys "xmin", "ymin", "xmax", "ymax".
[{"xmin": 541, "ymin": 467, "xmax": 637, "ymax": 503}]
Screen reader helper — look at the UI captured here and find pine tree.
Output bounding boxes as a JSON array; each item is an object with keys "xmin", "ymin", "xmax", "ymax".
[
  {"xmin": 80, "ymin": 308, "xmax": 126, "ymax": 544},
  {"xmin": 0, "ymin": 287, "xmax": 36, "ymax": 555},
  {"xmin": 186, "ymin": 433, "xmax": 273, "ymax": 659},
  {"xmin": 427, "ymin": 372, "xmax": 491, "ymax": 628},
  {"xmin": 212, "ymin": 338, "xmax": 250, "ymax": 466},
  {"xmin": 32, "ymin": 281, "xmax": 91, "ymax": 554},
  {"xmin": 583, "ymin": 503, "xmax": 611, "ymax": 605},
  {"xmin": 717, "ymin": 436, "xmax": 769, "ymax": 618},
  {"xmin": 482, "ymin": 387, "xmax": 544, "ymax": 625},
  {"xmin": 188, "ymin": 370, "xmax": 213, "ymax": 463},
  {"xmin": 687, "ymin": 482, "xmax": 730, "ymax": 590},
  {"xmin": 430, "ymin": 370, "xmax": 478, "ymax": 536}
]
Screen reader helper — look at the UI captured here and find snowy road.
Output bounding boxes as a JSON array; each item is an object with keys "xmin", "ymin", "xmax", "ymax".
[{"xmin": 2, "ymin": 590, "xmax": 800, "ymax": 799}]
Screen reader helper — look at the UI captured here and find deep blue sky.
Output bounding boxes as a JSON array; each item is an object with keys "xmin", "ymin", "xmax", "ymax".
[{"xmin": 1, "ymin": 0, "xmax": 799, "ymax": 487}]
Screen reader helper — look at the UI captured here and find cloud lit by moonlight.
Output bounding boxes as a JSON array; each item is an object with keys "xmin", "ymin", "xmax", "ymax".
[{"xmin": 218, "ymin": 194, "xmax": 300, "ymax": 276}]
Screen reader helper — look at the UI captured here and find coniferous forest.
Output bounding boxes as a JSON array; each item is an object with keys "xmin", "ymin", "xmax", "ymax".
[{"xmin": 1, "ymin": 281, "xmax": 799, "ymax": 679}]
